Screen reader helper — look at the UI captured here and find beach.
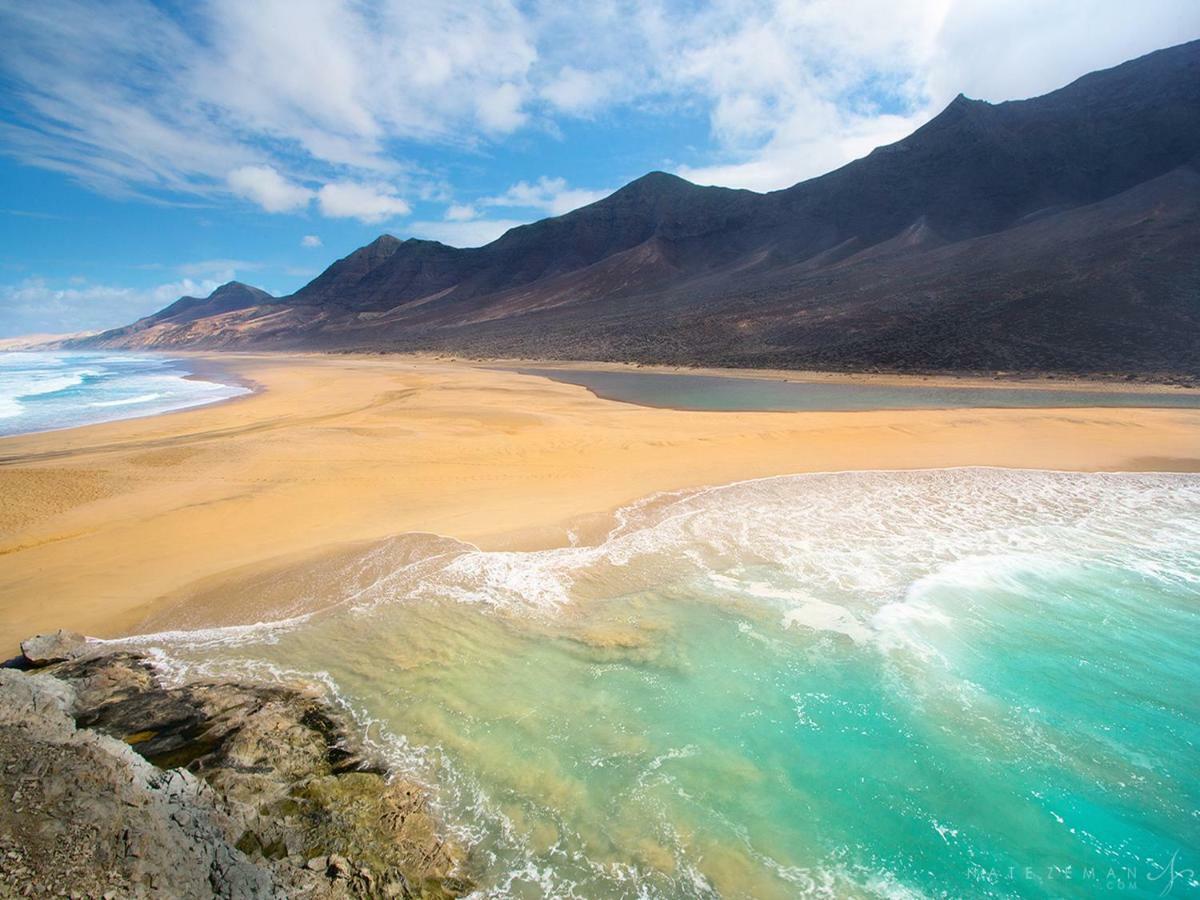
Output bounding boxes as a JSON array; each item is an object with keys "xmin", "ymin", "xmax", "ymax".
[
  {"xmin": 1, "ymin": 352, "xmax": 1198, "ymax": 643},
  {"xmin": 4, "ymin": 352, "xmax": 1200, "ymax": 896}
]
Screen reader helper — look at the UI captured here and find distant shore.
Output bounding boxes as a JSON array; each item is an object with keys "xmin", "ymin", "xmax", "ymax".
[{"xmin": 1, "ymin": 351, "xmax": 1198, "ymax": 643}]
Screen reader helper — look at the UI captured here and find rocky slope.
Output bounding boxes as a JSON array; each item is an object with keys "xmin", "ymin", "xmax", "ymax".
[
  {"xmin": 80, "ymin": 281, "xmax": 277, "ymax": 350},
  {"xmin": 0, "ymin": 632, "xmax": 469, "ymax": 899},
  {"xmin": 79, "ymin": 40, "xmax": 1200, "ymax": 377}
]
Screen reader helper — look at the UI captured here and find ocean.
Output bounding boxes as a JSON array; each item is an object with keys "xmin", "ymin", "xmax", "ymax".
[
  {"xmin": 114, "ymin": 468, "xmax": 1200, "ymax": 898},
  {"xmin": 0, "ymin": 351, "xmax": 249, "ymax": 438}
]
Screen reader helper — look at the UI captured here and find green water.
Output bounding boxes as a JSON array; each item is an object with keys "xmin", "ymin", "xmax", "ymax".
[
  {"xmin": 133, "ymin": 470, "xmax": 1200, "ymax": 897},
  {"xmin": 517, "ymin": 367, "xmax": 1200, "ymax": 411}
]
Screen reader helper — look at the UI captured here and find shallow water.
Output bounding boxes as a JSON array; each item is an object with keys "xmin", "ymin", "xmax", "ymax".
[
  {"xmin": 120, "ymin": 470, "xmax": 1200, "ymax": 898},
  {"xmin": 518, "ymin": 367, "xmax": 1200, "ymax": 411},
  {"xmin": 0, "ymin": 351, "xmax": 248, "ymax": 437}
]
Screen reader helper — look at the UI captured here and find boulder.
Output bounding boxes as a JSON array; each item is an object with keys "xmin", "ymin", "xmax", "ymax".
[{"xmin": 19, "ymin": 629, "xmax": 86, "ymax": 666}]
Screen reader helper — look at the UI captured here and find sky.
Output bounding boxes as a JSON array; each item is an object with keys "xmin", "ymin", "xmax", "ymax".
[{"xmin": 0, "ymin": 1, "xmax": 1197, "ymax": 338}]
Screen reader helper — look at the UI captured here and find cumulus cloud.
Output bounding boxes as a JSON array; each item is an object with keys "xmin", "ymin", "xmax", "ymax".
[
  {"xmin": 0, "ymin": 0, "xmax": 1195, "ymax": 206},
  {"xmin": 0, "ymin": 0, "xmax": 536, "ymax": 201},
  {"xmin": 300, "ymin": 234, "xmax": 323, "ymax": 248},
  {"xmin": 481, "ymin": 176, "xmax": 609, "ymax": 216},
  {"xmin": 316, "ymin": 182, "xmax": 410, "ymax": 223},
  {"xmin": 541, "ymin": 66, "xmax": 612, "ymax": 115},
  {"xmin": 475, "ymin": 82, "xmax": 529, "ymax": 134},
  {"xmin": 227, "ymin": 165, "xmax": 314, "ymax": 213},
  {"xmin": 0, "ymin": 276, "xmax": 222, "ymax": 338}
]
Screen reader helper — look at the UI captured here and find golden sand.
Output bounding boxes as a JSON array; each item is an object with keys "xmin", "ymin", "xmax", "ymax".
[{"xmin": 1, "ymin": 353, "xmax": 1197, "ymax": 643}]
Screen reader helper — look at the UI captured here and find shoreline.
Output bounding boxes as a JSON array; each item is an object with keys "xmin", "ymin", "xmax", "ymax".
[
  {"xmin": 478, "ymin": 355, "xmax": 1200, "ymax": 394},
  {"xmin": 1, "ymin": 352, "xmax": 1198, "ymax": 642},
  {"xmin": 178, "ymin": 351, "xmax": 263, "ymax": 396},
  {"xmin": 504, "ymin": 365, "xmax": 1200, "ymax": 414},
  {"xmin": 113, "ymin": 464, "xmax": 1200, "ymax": 644},
  {"xmin": 0, "ymin": 350, "xmax": 258, "ymax": 441}
]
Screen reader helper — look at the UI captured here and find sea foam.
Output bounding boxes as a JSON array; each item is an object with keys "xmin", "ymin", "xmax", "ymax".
[
  {"xmin": 0, "ymin": 351, "xmax": 248, "ymax": 437},
  {"xmin": 105, "ymin": 468, "xmax": 1200, "ymax": 899}
]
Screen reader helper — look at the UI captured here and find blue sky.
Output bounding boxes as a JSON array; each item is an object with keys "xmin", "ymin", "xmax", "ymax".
[{"xmin": 1, "ymin": 0, "xmax": 1197, "ymax": 338}]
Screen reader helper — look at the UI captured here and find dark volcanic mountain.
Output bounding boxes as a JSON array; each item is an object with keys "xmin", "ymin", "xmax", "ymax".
[{"xmin": 81, "ymin": 41, "xmax": 1200, "ymax": 377}]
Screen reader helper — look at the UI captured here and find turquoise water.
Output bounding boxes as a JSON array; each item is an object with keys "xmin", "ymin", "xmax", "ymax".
[
  {"xmin": 0, "ymin": 351, "xmax": 248, "ymax": 437},
  {"xmin": 124, "ymin": 470, "xmax": 1200, "ymax": 897},
  {"xmin": 518, "ymin": 367, "xmax": 1200, "ymax": 411}
]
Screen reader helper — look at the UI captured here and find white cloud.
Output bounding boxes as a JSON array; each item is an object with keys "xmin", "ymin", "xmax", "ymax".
[
  {"xmin": 676, "ymin": 111, "xmax": 926, "ymax": 192},
  {"xmin": 408, "ymin": 218, "xmax": 528, "ymax": 248},
  {"xmin": 0, "ymin": 0, "xmax": 538, "ymax": 201},
  {"xmin": 656, "ymin": 0, "xmax": 1200, "ymax": 189},
  {"xmin": 316, "ymin": 182, "xmax": 411, "ymax": 223},
  {"xmin": 476, "ymin": 82, "xmax": 529, "ymax": 134},
  {"xmin": 301, "ymin": 234, "xmax": 323, "ymax": 248},
  {"xmin": 930, "ymin": 0, "xmax": 1200, "ymax": 103},
  {"xmin": 149, "ymin": 278, "xmax": 222, "ymax": 304},
  {"xmin": 0, "ymin": 276, "xmax": 222, "ymax": 338},
  {"xmin": 541, "ymin": 66, "xmax": 611, "ymax": 115},
  {"xmin": 444, "ymin": 204, "xmax": 479, "ymax": 222},
  {"xmin": 0, "ymin": 0, "xmax": 1196, "ymax": 208},
  {"xmin": 227, "ymin": 165, "xmax": 314, "ymax": 213},
  {"xmin": 481, "ymin": 176, "xmax": 609, "ymax": 216}
]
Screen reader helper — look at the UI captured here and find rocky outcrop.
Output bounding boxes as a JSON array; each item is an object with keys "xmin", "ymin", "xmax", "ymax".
[
  {"xmin": 0, "ymin": 647, "xmax": 470, "ymax": 899},
  {"xmin": 18, "ymin": 629, "xmax": 86, "ymax": 667}
]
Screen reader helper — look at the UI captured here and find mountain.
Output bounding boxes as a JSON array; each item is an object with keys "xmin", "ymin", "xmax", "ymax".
[
  {"xmin": 80, "ymin": 41, "xmax": 1200, "ymax": 377},
  {"xmin": 149, "ymin": 281, "xmax": 275, "ymax": 324},
  {"xmin": 84, "ymin": 281, "xmax": 276, "ymax": 349}
]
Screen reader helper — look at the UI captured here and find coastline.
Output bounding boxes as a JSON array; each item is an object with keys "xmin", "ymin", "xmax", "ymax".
[
  {"xmin": 1, "ymin": 351, "xmax": 1198, "ymax": 643},
  {"xmin": 0, "ymin": 349, "xmax": 257, "ymax": 440},
  {"xmin": 177, "ymin": 351, "xmax": 263, "ymax": 396},
  {"xmin": 0, "ymin": 638, "xmax": 467, "ymax": 897}
]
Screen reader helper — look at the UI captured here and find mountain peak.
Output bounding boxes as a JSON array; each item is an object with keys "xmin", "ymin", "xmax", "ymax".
[
  {"xmin": 203, "ymin": 281, "xmax": 273, "ymax": 304},
  {"xmin": 356, "ymin": 234, "xmax": 404, "ymax": 262},
  {"xmin": 144, "ymin": 280, "xmax": 272, "ymax": 325},
  {"xmin": 614, "ymin": 170, "xmax": 696, "ymax": 197},
  {"xmin": 209, "ymin": 280, "xmax": 258, "ymax": 295},
  {"xmin": 938, "ymin": 91, "xmax": 992, "ymax": 120}
]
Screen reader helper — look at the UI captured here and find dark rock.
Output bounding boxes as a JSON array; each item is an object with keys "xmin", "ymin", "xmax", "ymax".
[{"xmin": 326, "ymin": 854, "xmax": 351, "ymax": 879}]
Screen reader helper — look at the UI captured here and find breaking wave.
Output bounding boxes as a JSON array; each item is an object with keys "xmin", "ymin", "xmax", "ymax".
[
  {"xmin": 0, "ymin": 350, "xmax": 248, "ymax": 436},
  {"xmin": 111, "ymin": 468, "xmax": 1200, "ymax": 898}
]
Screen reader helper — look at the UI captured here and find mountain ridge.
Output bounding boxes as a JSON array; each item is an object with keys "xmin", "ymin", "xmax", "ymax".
[{"xmin": 77, "ymin": 40, "xmax": 1200, "ymax": 377}]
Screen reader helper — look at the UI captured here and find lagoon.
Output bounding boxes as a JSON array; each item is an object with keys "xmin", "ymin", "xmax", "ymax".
[{"xmin": 519, "ymin": 367, "xmax": 1200, "ymax": 412}]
